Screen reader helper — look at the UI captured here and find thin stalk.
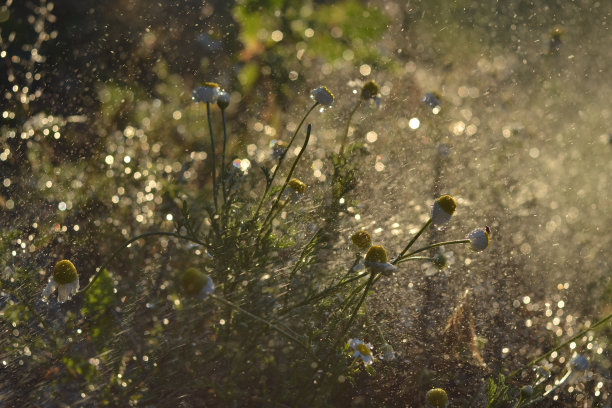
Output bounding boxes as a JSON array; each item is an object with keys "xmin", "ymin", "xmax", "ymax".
[
  {"xmin": 338, "ymin": 99, "xmax": 362, "ymax": 156},
  {"xmin": 221, "ymin": 108, "xmax": 229, "ymax": 205},
  {"xmin": 392, "ymin": 218, "xmax": 432, "ymax": 264},
  {"xmin": 78, "ymin": 231, "xmax": 205, "ymax": 294},
  {"xmin": 338, "ymin": 272, "xmax": 376, "ymax": 343},
  {"xmin": 210, "ymin": 294, "xmax": 316, "ymax": 359},
  {"xmin": 259, "ymin": 124, "xmax": 311, "ymax": 233},
  {"xmin": 252, "ymin": 102, "xmax": 318, "ymax": 220},
  {"xmin": 398, "ymin": 239, "xmax": 470, "ymax": 261},
  {"xmin": 507, "ymin": 310, "xmax": 612, "ymax": 379},
  {"xmin": 206, "ymin": 102, "xmax": 219, "ymax": 213}
]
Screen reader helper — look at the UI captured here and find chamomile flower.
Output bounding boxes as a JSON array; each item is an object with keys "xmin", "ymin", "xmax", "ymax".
[
  {"xmin": 351, "ymin": 230, "xmax": 372, "ymax": 252},
  {"xmin": 422, "ymin": 249, "xmax": 455, "ymax": 277},
  {"xmin": 182, "ymin": 267, "xmax": 215, "ymax": 299},
  {"xmin": 348, "ymin": 338, "xmax": 374, "ymax": 365},
  {"xmin": 287, "ymin": 178, "xmax": 306, "ymax": 194},
  {"xmin": 431, "ymin": 195, "xmax": 457, "ymax": 228},
  {"xmin": 364, "ymin": 245, "xmax": 397, "ymax": 275},
  {"xmin": 360, "ymin": 80, "xmax": 381, "ymax": 108},
  {"xmin": 192, "ymin": 82, "xmax": 220, "ymax": 104},
  {"xmin": 42, "ymin": 260, "xmax": 80, "ymax": 303},
  {"xmin": 467, "ymin": 227, "xmax": 490, "ymax": 251},
  {"xmin": 310, "ymin": 86, "xmax": 334, "ymax": 109},
  {"xmin": 569, "ymin": 355, "xmax": 588, "ymax": 372},
  {"xmin": 426, "ymin": 388, "xmax": 449, "ymax": 407}
]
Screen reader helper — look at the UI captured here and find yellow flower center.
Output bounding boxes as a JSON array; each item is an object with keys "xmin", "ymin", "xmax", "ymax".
[
  {"xmin": 355, "ymin": 343, "xmax": 371, "ymax": 356},
  {"xmin": 53, "ymin": 260, "xmax": 78, "ymax": 284},
  {"xmin": 203, "ymin": 81, "xmax": 219, "ymax": 88},
  {"xmin": 365, "ymin": 245, "xmax": 388, "ymax": 264},
  {"xmin": 351, "ymin": 230, "xmax": 372, "ymax": 251},
  {"xmin": 436, "ymin": 195, "xmax": 456, "ymax": 215},
  {"xmin": 288, "ymin": 178, "xmax": 306, "ymax": 194}
]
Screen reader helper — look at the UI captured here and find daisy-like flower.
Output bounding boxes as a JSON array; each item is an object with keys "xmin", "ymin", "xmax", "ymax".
[
  {"xmin": 348, "ymin": 338, "xmax": 374, "ymax": 365},
  {"xmin": 351, "ymin": 230, "xmax": 372, "ymax": 252},
  {"xmin": 287, "ymin": 178, "xmax": 306, "ymax": 194},
  {"xmin": 569, "ymin": 355, "xmax": 588, "ymax": 372},
  {"xmin": 467, "ymin": 227, "xmax": 490, "ymax": 251},
  {"xmin": 192, "ymin": 82, "xmax": 220, "ymax": 104},
  {"xmin": 360, "ymin": 80, "xmax": 381, "ymax": 108},
  {"xmin": 216, "ymin": 89, "xmax": 230, "ymax": 109},
  {"xmin": 364, "ymin": 245, "xmax": 397, "ymax": 275},
  {"xmin": 182, "ymin": 267, "xmax": 215, "ymax": 299},
  {"xmin": 431, "ymin": 195, "xmax": 457, "ymax": 228},
  {"xmin": 310, "ymin": 86, "xmax": 334, "ymax": 109},
  {"xmin": 42, "ymin": 259, "xmax": 80, "ymax": 303},
  {"xmin": 422, "ymin": 249, "xmax": 455, "ymax": 277},
  {"xmin": 426, "ymin": 388, "xmax": 449, "ymax": 408}
]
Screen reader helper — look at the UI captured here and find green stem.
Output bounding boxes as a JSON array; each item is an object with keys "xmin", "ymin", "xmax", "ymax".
[
  {"xmin": 338, "ymin": 99, "xmax": 362, "ymax": 156},
  {"xmin": 259, "ymin": 124, "xmax": 311, "ymax": 233},
  {"xmin": 210, "ymin": 294, "xmax": 315, "ymax": 359},
  {"xmin": 252, "ymin": 102, "xmax": 318, "ymax": 220},
  {"xmin": 338, "ymin": 272, "xmax": 375, "ymax": 342},
  {"xmin": 221, "ymin": 108, "xmax": 229, "ymax": 205},
  {"xmin": 392, "ymin": 218, "xmax": 432, "ymax": 264},
  {"xmin": 398, "ymin": 239, "xmax": 470, "ymax": 261},
  {"xmin": 206, "ymin": 102, "xmax": 219, "ymax": 213},
  {"xmin": 507, "ymin": 310, "xmax": 612, "ymax": 379},
  {"xmin": 77, "ymin": 231, "xmax": 205, "ymax": 294}
]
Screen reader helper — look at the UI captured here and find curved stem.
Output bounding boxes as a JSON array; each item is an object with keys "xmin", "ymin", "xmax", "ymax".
[
  {"xmin": 399, "ymin": 239, "xmax": 470, "ymax": 261},
  {"xmin": 338, "ymin": 99, "xmax": 362, "ymax": 156},
  {"xmin": 259, "ymin": 124, "xmax": 311, "ymax": 233},
  {"xmin": 392, "ymin": 218, "xmax": 432, "ymax": 264},
  {"xmin": 206, "ymin": 102, "xmax": 218, "ymax": 213},
  {"xmin": 77, "ymin": 231, "xmax": 205, "ymax": 294},
  {"xmin": 395, "ymin": 256, "xmax": 434, "ymax": 265},
  {"xmin": 507, "ymin": 310, "xmax": 612, "ymax": 379},
  {"xmin": 252, "ymin": 102, "xmax": 318, "ymax": 220}
]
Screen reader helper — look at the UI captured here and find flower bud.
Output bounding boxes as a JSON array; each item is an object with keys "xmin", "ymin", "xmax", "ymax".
[
  {"xmin": 467, "ymin": 227, "xmax": 489, "ymax": 251},
  {"xmin": 431, "ymin": 195, "xmax": 456, "ymax": 227},
  {"xmin": 351, "ymin": 230, "xmax": 372, "ymax": 252},
  {"xmin": 217, "ymin": 89, "xmax": 230, "ymax": 109},
  {"xmin": 287, "ymin": 178, "xmax": 306, "ymax": 194},
  {"xmin": 310, "ymin": 86, "xmax": 334, "ymax": 107},
  {"xmin": 426, "ymin": 388, "xmax": 448, "ymax": 407}
]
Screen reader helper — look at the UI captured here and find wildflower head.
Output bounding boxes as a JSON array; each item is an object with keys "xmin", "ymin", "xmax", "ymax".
[
  {"xmin": 431, "ymin": 195, "xmax": 456, "ymax": 227},
  {"xmin": 348, "ymin": 339, "xmax": 374, "ymax": 365},
  {"xmin": 217, "ymin": 89, "xmax": 230, "ymax": 109},
  {"xmin": 42, "ymin": 259, "xmax": 80, "ymax": 303},
  {"xmin": 426, "ymin": 388, "xmax": 449, "ymax": 407},
  {"xmin": 360, "ymin": 80, "xmax": 381, "ymax": 107},
  {"xmin": 467, "ymin": 227, "xmax": 489, "ymax": 251},
  {"xmin": 351, "ymin": 230, "xmax": 372, "ymax": 252},
  {"xmin": 365, "ymin": 245, "xmax": 397, "ymax": 275},
  {"xmin": 310, "ymin": 86, "xmax": 334, "ymax": 108},
  {"xmin": 271, "ymin": 140, "xmax": 288, "ymax": 159},
  {"xmin": 182, "ymin": 267, "xmax": 215, "ymax": 298},
  {"xmin": 193, "ymin": 82, "xmax": 220, "ymax": 104},
  {"xmin": 569, "ymin": 355, "xmax": 588, "ymax": 372},
  {"xmin": 550, "ymin": 26, "xmax": 564, "ymax": 40},
  {"xmin": 287, "ymin": 178, "xmax": 306, "ymax": 194}
]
